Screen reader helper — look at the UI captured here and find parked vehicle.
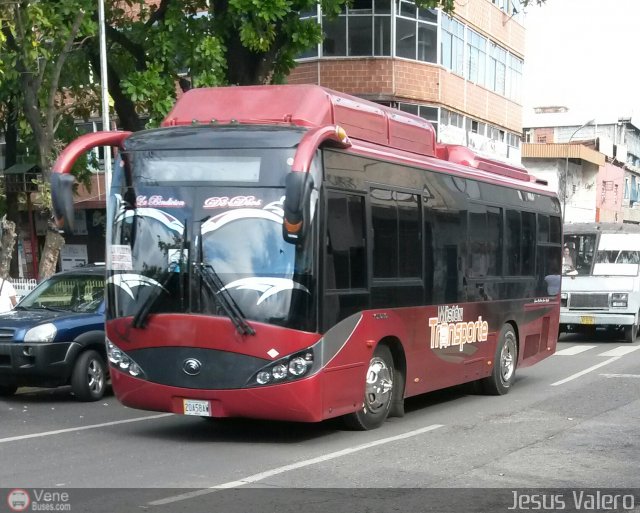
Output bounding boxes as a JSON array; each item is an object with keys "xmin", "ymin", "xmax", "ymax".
[
  {"xmin": 561, "ymin": 223, "xmax": 640, "ymax": 342},
  {"xmin": 0, "ymin": 264, "xmax": 107, "ymax": 400}
]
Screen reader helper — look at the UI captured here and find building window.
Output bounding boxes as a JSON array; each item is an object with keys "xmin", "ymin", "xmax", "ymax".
[
  {"xmin": 395, "ymin": 1, "xmax": 438, "ymax": 62},
  {"xmin": 507, "ymin": 54, "xmax": 523, "ymax": 101},
  {"xmin": 467, "ymin": 29, "xmax": 486, "ymax": 84},
  {"xmin": 322, "ymin": 0, "xmax": 392, "ymax": 57},
  {"xmin": 441, "ymin": 14, "xmax": 464, "ymax": 75},
  {"xmin": 397, "ymin": 103, "xmax": 439, "ymax": 136},
  {"xmin": 487, "ymin": 42, "xmax": 507, "ymax": 94}
]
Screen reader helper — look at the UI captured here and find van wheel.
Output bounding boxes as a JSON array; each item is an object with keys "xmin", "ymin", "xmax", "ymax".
[
  {"xmin": 624, "ymin": 324, "xmax": 637, "ymax": 343},
  {"xmin": 0, "ymin": 385, "xmax": 17, "ymax": 397},
  {"xmin": 71, "ymin": 350, "xmax": 107, "ymax": 401},
  {"xmin": 481, "ymin": 324, "xmax": 517, "ymax": 395},
  {"xmin": 343, "ymin": 345, "xmax": 394, "ymax": 430}
]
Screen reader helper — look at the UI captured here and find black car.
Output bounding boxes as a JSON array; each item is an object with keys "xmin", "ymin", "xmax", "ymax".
[{"xmin": 0, "ymin": 264, "xmax": 107, "ymax": 401}]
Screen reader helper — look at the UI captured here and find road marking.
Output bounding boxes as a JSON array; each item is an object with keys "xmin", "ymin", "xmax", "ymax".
[
  {"xmin": 0, "ymin": 413, "xmax": 173, "ymax": 444},
  {"xmin": 554, "ymin": 345, "xmax": 596, "ymax": 356},
  {"xmin": 551, "ymin": 357, "xmax": 620, "ymax": 386},
  {"xmin": 600, "ymin": 373, "xmax": 640, "ymax": 379},
  {"xmin": 149, "ymin": 423, "xmax": 445, "ymax": 506},
  {"xmin": 598, "ymin": 346, "xmax": 640, "ymax": 357}
]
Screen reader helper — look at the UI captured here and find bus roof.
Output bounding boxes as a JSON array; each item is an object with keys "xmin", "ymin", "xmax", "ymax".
[{"xmin": 163, "ymin": 85, "xmax": 541, "ymax": 188}]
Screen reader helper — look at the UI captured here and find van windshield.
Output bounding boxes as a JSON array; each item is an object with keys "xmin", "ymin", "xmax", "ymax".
[{"xmin": 562, "ymin": 234, "xmax": 596, "ymax": 275}]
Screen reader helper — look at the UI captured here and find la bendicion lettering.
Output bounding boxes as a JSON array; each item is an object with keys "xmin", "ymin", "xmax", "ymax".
[{"xmin": 428, "ymin": 305, "xmax": 488, "ymax": 351}]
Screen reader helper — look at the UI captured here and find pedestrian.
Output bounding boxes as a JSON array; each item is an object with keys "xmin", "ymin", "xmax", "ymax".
[{"xmin": 0, "ymin": 276, "xmax": 17, "ymax": 313}]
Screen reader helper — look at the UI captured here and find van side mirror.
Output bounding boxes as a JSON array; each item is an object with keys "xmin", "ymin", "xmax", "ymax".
[{"xmin": 283, "ymin": 172, "xmax": 314, "ymax": 245}]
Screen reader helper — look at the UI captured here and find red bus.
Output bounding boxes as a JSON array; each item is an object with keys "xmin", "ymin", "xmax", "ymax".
[{"xmin": 51, "ymin": 85, "xmax": 561, "ymax": 430}]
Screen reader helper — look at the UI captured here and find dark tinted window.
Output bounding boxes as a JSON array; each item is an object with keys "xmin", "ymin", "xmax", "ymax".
[
  {"xmin": 468, "ymin": 205, "xmax": 489, "ymax": 278},
  {"xmin": 549, "ymin": 215, "xmax": 562, "ymax": 243},
  {"xmin": 538, "ymin": 214, "xmax": 550, "ymax": 242},
  {"xmin": 522, "ymin": 211, "xmax": 536, "ymax": 275},
  {"xmin": 326, "ymin": 193, "xmax": 367, "ymax": 289},
  {"xmin": 372, "ymin": 189, "xmax": 421, "ymax": 279},
  {"xmin": 506, "ymin": 210, "xmax": 521, "ymax": 275},
  {"xmin": 487, "ymin": 206, "xmax": 502, "ymax": 275}
]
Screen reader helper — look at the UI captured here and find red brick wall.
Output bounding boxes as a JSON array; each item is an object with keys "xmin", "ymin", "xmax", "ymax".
[{"xmin": 288, "ymin": 58, "xmax": 522, "ymax": 133}]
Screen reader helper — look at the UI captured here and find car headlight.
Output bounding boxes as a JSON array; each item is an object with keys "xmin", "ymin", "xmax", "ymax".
[
  {"xmin": 611, "ymin": 293, "xmax": 628, "ymax": 308},
  {"xmin": 106, "ymin": 339, "xmax": 145, "ymax": 378},
  {"xmin": 24, "ymin": 323, "xmax": 57, "ymax": 343},
  {"xmin": 249, "ymin": 348, "xmax": 315, "ymax": 387}
]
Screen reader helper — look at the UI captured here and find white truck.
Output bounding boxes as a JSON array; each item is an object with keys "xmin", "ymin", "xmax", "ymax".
[{"xmin": 561, "ymin": 222, "xmax": 640, "ymax": 342}]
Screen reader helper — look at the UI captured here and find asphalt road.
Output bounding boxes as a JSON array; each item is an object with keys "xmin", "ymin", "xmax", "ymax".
[{"xmin": 1, "ymin": 332, "xmax": 639, "ymax": 511}]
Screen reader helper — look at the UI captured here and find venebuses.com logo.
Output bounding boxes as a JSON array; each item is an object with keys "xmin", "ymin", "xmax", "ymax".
[
  {"xmin": 7, "ymin": 489, "xmax": 30, "ymax": 512},
  {"xmin": 6, "ymin": 489, "xmax": 71, "ymax": 511}
]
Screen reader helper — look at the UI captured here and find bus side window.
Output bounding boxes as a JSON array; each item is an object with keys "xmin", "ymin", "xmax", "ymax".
[{"xmin": 326, "ymin": 193, "xmax": 366, "ymax": 290}]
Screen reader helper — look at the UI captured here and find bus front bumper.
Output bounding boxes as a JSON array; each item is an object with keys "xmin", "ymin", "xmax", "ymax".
[
  {"xmin": 560, "ymin": 311, "xmax": 636, "ymax": 327},
  {"xmin": 110, "ymin": 367, "xmax": 328, "ymax": 423}
]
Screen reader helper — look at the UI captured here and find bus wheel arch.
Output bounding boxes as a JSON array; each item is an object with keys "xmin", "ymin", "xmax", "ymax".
[
  {"xmin": 481, "ymin": 322, "xmax": 518, "ymax": 395},
  {"xmin": 343, "ymin": 340, "xmax": 401, "ymax": 430}
]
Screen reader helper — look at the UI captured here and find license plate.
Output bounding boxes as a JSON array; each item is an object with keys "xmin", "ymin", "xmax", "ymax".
[
  {"xmin": 183, "ymin": 399, "xmax": 211, "ymax": 416},
  {"xmin": 580, "ymin": 316, "xmax": 595, "ymax": 325}
]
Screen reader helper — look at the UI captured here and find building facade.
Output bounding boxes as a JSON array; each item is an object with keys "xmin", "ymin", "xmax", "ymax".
[
  {"xmin": 288, "ymin": 0, "xmax": 526, "ymax": 163},
  {"xmin": 523, "ymin": 112, "xmax": 640, "ymax": 225}
]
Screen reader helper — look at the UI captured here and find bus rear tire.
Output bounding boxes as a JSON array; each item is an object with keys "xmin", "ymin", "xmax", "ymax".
[
  {"xmin": 343, "ymin": 345, "xmax": 394, "ymax": 430},
  {"xmin": 481, "ymin": 324, "xmax": 517, "ymax": 396}
]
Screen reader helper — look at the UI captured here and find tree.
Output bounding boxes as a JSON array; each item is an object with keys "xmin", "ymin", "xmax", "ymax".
[{"xmin": 1, "ymin": 0, "xmax": 98, "ymax": 279}]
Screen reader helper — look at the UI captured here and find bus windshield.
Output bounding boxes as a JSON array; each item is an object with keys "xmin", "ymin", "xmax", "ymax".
[{"xmin": 106, "ymin": 147, "xmax": 318, "ymax": 332}]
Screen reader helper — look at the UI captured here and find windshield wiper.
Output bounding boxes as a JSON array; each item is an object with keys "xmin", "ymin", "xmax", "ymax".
[
  {"xmin": 194, "ymin": 263, "xmax": 255, "ymax": 336},
  {"xmin": 33, "ymin": 305, "xmax": 68, "ymax": 312},
  {"xmin": 130, "ymin": 270, "xmax": 174, "ymax": 328},
  {"xmin": 195, "ymin": 217, "xmax": 254, "ymax": 336}
]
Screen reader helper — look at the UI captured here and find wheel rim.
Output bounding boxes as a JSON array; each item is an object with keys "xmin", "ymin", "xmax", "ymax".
[
  {"xmin": 364, "ymin": 356, "xmax": 393, "ymax": 414},
  {"xmin": 87, "ymin": 359, "xmax": 104, "ymax": 394},
  {"xmin": 500, "ymin": 334, "xmax": 517, "ymax": 384}
]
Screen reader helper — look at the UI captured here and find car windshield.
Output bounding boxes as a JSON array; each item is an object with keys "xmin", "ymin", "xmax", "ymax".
[
  {"xmin": 19, "ymin": 273, "xmax": 104, "ymax": 313},
  {"xmin": 562, "ymin": 234, "xmax": 596, "ymax": 275}
]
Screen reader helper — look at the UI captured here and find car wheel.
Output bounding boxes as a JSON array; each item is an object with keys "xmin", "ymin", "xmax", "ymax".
[
  {"xmin": 343, "ymin": 345, "xmax": 394, "ymax": 430},
  {"xmin": 481, "ymin": 324, "xmax": 518, "ymax": 395},
  {"xmin": 71, "ymin": 350, "xmax": 107, "ymax": 402},
  {"xmin": 0, "ymin": 385, "xmax": 17, "ymax": 397}
]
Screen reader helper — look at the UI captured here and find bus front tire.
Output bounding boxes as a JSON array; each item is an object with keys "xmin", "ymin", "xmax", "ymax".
[
  {"xmin": 343, "ymin": 345, "xmax": 395, "ymax": 430},
  {"xmin": 481, "ymin": 324, "xmax": 518, "ymax": 396}
]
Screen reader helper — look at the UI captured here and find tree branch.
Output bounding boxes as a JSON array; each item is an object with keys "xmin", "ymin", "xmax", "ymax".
[{"xmin": 145, "ymin": 0, "xmax": 171, "ymax": 28}]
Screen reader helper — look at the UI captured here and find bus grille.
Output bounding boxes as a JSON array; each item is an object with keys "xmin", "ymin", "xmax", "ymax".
[{"xmin": 569, "ymin": 293, "xmax": 609, "ymax": 309}]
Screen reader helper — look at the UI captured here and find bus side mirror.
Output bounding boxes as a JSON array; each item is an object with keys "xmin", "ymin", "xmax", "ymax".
[
  {"xmin": 51, "ymin": 173, "xmax": 76, "ymax": 233},
  {"xmin": 283, "ymin": 172, "xmax": 314, "ymax": 245}
]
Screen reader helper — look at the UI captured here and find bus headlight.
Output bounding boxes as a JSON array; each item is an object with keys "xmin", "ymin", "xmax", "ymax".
[
  {"xmin": 611, "ymin": 293, "xmax": 628, "ymax": 308},
  {"xmin": 249, "ymin": 349, "xmax": 314, "ymax": 386},
  {"xmin": 106, "ymin": 339, "xmax": 146, "ymax": 379}
]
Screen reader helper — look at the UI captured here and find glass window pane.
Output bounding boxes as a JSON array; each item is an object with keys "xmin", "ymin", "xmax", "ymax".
[
  {"xmin": 351, "ymin": 0, "xmax": 373, "ymax": 13},
  {"xmin": 418, "ymin": 23, "xmax": 437, "ymax": 63},
  {"xmin": 372, "ymin": 189, "xmax": 398, "ymax": 278},
  {"xmin": 396, "ymin": 18, "xmax": 416, "ymax": 59},
  {"xmin": 506, "ymin": 210, "xmax": 521, "ymax": 275},
  {"xmin": 550, "ymin": 216, "xmax": 561, "ymax": 243},
  {"xmin": 418, "ymin": 8, "xmax": 437, "ymax": 22},
  {"xmin": 468, "ymin": 206, "xmax": 488, "ymax": 278},
  {"xmin": 398, "ymin": 193, "xmax": 421, "ymax": 277},
  {"xmin": 375, "ymin": 0, "xmax": 391, "ymax": 14},
  {"xmin": 326, "ymin": 193, "xmax": 366, "ymax": 289},
  {"xmin": 348, "ymin": 15, "xmax": 373, "ymax": 55},
  {"xmin": 487, "ymin": 206, "xmax": 502, "ymax": 275},
  {"xmin": 374, "ymin": 15, "xmax": 391, "ymax": 55},
  {"xmin": 538, "ymin": 214, "xmax": 550, "ymax": 242},
  {"xmin": 522, "ymin": 211, "xmax": 536, "ymax": 275},
  {"xmin": 418, "ymin": 106, "xmax": 438, "ymax": 121},
  {"xmin": 400, "ymin": 1, "xmax": 416, "ymax": 18},
  {"xmin": 323, "ymin": 16, "xmax": 346, "ymax": 56}
]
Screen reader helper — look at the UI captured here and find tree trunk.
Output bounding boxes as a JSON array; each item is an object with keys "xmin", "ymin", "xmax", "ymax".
[
  {"xmin": 38, "ymin": 227, "xmax": 65, "ymax": 280},
  {"xmin": 0, "ymin": 216, "xmax": 17, "ymax": 279},
  {"xmin": 3, "ymin": 95, "xmax": 20, "ymax": 278}
]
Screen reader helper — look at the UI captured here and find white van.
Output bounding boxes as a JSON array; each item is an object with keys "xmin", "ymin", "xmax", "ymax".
[{"xmin": 561, "ymin": 223, "xmax": 640, "ymax": 342}]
